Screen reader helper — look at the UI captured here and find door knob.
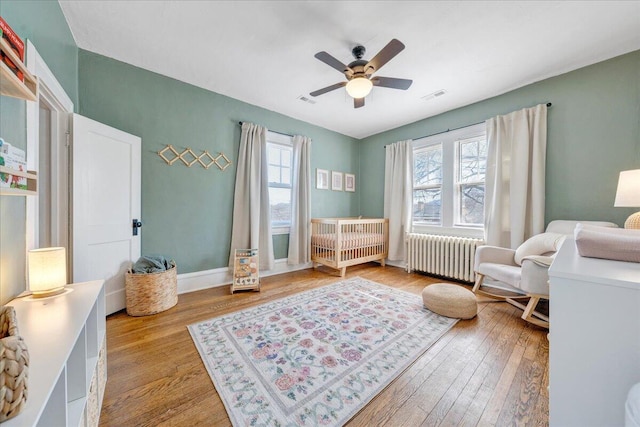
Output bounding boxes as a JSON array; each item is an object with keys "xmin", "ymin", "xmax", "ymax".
[{"xmin": 133, "ymin": 219, "xmax": 142, "ymax": 236}]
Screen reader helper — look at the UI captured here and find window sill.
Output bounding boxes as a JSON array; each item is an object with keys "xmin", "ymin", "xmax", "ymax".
[
  {"xmin": 411, "ymin": 224, "xmax": 484, "ymax": 239},
  {"xmin": 272, "ymin": 226, "xmax": 290, "ymax": 236}
]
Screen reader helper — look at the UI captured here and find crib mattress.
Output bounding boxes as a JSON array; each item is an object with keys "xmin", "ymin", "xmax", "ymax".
[{"xmin": 311, "ymin": 232, "xmax": 385, "ymax": 250}]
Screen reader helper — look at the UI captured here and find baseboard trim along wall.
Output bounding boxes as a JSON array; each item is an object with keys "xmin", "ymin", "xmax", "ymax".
[
  {"xmin": 105, "ymin": 258, "xmax": 514, "ymax": 312},
  {"xmin": 176, "ymin": 259, "xmax": 314, "ymax": 295}
]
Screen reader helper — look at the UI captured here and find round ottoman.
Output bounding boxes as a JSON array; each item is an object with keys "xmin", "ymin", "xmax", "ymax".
[{"xmin": 421, "ymin": 283, "xmax": 477, "ymax": 319}]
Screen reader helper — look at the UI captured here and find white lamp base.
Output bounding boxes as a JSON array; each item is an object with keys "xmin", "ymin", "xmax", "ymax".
[
  {"xmin": 624, "ymin": 211, "xmax": 640, "ymax": 229},
  {"xmin": 31, "ymin": 286, "xmax": 65, "ymax": 298}
]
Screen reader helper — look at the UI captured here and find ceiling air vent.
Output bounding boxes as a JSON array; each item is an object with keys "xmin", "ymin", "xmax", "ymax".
[
  {"xmin": 297, "ymin": 95, "xmax": 316, "ymax": 105},
  {"xmin": 422, "ymin": 89, "xmax": 446, "ymax": 101}
]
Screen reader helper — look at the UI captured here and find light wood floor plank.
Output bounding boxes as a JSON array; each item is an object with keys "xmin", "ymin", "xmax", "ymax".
[
  {"xmin": 98, "ymin": 263, "xmax": 549, "ymax": 426},
  {"xmin": 477, "ymin": 344, "xmax": 526, "ymax": 426},
  {"xmin": 421, "ymin": 303, "xmax": 513, "ymax": 426},
  {"xmin": 457, "ymin": 304, "xmax": 528, "ymax": 426}
]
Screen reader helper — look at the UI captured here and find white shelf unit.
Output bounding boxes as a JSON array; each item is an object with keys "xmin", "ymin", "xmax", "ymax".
[
  {"xmin": 5, "ymin": 280, "xmax": 107, "ymax": 427},
  {"xmin": 0, "ymin": 166, "xmax": 37, "ymax": 196},
  {"xmin": 548, "ymin": 240, "xmax": 640, "ymax": 426}
]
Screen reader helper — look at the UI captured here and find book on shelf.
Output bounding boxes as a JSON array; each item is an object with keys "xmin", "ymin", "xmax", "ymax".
[
  {"xmin": 0, "ymin": 138, "xmax": 27, "ymax": 189},
  {"xmin": 0, "ymin": 16, "xmax": 25, "ymax": 82}
]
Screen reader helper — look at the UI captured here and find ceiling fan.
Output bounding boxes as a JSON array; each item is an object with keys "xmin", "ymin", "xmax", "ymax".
[{"xmin": 310, "ymin": 39, "xmax": 413, "ymax": 109}]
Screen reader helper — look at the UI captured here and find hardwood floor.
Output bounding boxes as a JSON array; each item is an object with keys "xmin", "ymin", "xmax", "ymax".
[{"xmin": 99, "ymin": 263, "xmax": 549, "ymax": 426}]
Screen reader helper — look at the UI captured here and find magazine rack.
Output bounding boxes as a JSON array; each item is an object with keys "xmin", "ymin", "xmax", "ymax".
[{"xmin": 232, "ymin": 249, "xmax": 260, "ymax": 293}]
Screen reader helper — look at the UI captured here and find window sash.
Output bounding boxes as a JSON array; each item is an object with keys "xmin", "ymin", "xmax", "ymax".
[{"xmin": 266, "ymin": 135, "xmax": 293, "ymax": 230}]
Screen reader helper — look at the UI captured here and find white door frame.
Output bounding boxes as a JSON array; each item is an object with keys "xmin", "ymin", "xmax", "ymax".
[{"xmin": 25, "ymin": 41, "xmax": 74, "ymax": 279}]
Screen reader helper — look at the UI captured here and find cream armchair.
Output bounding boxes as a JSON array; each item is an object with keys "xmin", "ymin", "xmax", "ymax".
[{"xmin": 472, "ymin": 220, "xmax": 618, "ymax": 328}]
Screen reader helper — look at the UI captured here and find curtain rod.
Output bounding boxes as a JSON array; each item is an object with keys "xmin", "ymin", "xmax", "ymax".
[
  {"xmin": 238, "ymin": 121, "xmax": 294, "ymax": 138},
  {"xmin": 385, "ymin": 102, "xmax": 552, "ymax": 147}
]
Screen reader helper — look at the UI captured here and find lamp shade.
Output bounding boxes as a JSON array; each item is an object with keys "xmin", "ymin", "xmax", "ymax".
[
  {"xmin": 28, "ymin": 247, "xmax": 67, "ymax": 297},
  {"xmin": 614, "ymin": 169, "xmax": 640, "ymax": 207},
  {"xmin": 345, "ymin": 77, "xmax": 373, "ymax": 98}
]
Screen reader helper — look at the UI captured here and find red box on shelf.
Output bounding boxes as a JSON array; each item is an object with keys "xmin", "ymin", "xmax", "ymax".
[
  {"xmin": 0, "ymin": 16, "xmax": 25, "ymax": 82},
  {"xmin": 0, "ymin": 17, "xmax": 24, "ymax": 59}
]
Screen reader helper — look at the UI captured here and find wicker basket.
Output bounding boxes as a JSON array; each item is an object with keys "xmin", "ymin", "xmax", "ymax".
[
  {"xmin": 0, "ymin": 306, "xmax": 28, "ymax": 422},
  {"xmin": 125, "ymin": 266, "xmax": 178, "ymax": 316}
]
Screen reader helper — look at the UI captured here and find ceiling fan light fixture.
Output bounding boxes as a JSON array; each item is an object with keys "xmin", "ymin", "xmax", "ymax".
[{"xmin": 345, "ymin": 77, "xmax": 373, "ymax": 98}]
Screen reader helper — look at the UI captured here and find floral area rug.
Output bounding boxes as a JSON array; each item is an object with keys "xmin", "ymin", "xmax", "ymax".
[{"xmin": 188, "ymin": 277, "xmax": 458, "ymax": 426}]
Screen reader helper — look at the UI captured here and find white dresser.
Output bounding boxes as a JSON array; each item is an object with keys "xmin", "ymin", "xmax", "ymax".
[
  {"xmin": 5, "ymin": 280, "xmax": 106, "ymax": 427},
  {"xmin": 548, "ymin": 240, "xmax": 640, "ymax": 426}
]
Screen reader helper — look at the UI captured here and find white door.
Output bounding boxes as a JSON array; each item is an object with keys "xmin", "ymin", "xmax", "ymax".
[{"xmin": 72, "ymin": 114, "xmax": 141, "ymax": 314}]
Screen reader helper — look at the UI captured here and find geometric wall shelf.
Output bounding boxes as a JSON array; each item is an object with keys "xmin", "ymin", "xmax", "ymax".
[{"xmin": 157, "ymin": 145, "xmax": 231, "ymax": 171}]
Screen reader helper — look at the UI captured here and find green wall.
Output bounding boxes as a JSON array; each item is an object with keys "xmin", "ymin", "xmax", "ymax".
[
  {"xmin": 1, "ymin": 1, "xmax": 638, "ymax": 300},
  {"xmin": 359, "ymin": 50, "xmax": 640, "ymax": 227},
  {"xmin": 0, "ymin": 1, "xmax": 78, "ymax": 303},
  {"xmin": 78, "ymin": 50, "xmax": 359, "ymax": 273}
]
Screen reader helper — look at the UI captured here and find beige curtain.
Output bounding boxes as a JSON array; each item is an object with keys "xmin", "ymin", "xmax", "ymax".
[
  {"xmin": 384, "ymin": 139, "xmax": 413, "ymax": 261},
  {"xmin": 288, "ymin": 135, "xmax": 312, "ymax": 265},
  {"xmin": 484, "ymin": 104, "xmax": 548, "ymax": 248},
  {"xmin": 228, "ymin": 122, "xmax": 275, "ymax": 270}
]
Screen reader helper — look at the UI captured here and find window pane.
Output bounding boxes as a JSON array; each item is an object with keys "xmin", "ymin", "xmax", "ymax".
[
  {"xmin": 459, "ymin": 139, "xmax": 487, "ymax": 183},
  {"xmin": 269, "ymin": 187, "xmax": 291, "ymax": 224},
  {"xmin": 459, "ymin": 184, "xmax": 484, "ymax": 225},
  {"xmin": 268, "ymin": 165, "xmax": 281, "ymax": 183},
  {"xmin": 413, "ymin": 188, "xmax": 441, "ymax": 224},
  {"xmin": 414, "ymin": 145, "xmax": 442, "ymax": 186},
  {"xmin": 281, "ymin": 167, "xmax": 291, "ymax": 185},
  {"xmin": 268, "ymin": 147, "xmax": 280, "ymax": 165},
  {"xmin": 282, "ymin": 150, "xmax": 291, "ymax": 167}
]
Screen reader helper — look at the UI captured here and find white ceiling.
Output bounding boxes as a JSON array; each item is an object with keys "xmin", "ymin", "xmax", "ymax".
[{"xmin": 59, "ymin": 1, "xmax": 640, "ymax": 139}]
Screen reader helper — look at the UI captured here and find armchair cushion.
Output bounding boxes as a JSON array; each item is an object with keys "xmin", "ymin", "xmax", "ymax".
[
  {"xmin": 514, "ymin": 232, "xmax": 566, "ymax": 265},
  {"xmin": 476, "ymin": 263, "xmax": 522, "ymax": 288}
]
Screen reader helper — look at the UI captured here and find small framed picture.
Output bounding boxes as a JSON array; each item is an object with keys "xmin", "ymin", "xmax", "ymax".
[
  {"xmin": 345, "ymin": 173, "xmax": 355, "ymax": 192},
  {"xmin": 331, "ymin": 171, "xmax": 343, "ymax": 191},
  {"xmin": 316, "ymin": 168, "xmax": 329, "ymax": 190}
]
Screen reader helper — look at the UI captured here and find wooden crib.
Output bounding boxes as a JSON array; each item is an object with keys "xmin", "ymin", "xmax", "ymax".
[{"xmin": 311, "ymin": 218, "xmax": 389, "ymax": 277}]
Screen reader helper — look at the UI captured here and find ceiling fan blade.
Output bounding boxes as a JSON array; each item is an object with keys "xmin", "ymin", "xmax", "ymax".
[
  {"xmin": 365, "ymin": 39, "xmax": 406, "ymax": 75},
  {"xmin": 354, "ymin": 97, "xmax": 365, "ymax": 108},
  {"xmin": 309, "ymin": 81, "xmax": 347, "ymax": 97},
  {"xmin": 314, "ymin": 51, "xmax": 353, "ymax": 76},
  {"xmin": 372, "ymin": 76, "xmax": 413, "ymax": 90}
]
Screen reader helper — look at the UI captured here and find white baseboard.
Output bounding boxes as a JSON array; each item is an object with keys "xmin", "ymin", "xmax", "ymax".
[
  {"xmin": 106, "ymin": 288, "xmax": 125, "ymax": 315},
  {"xmin": 384, "ymin": 259, "xmax": 406, "ymax": 269},
  {"xmin": 176, "ymin": 259, "xmax": 314, "ymax": 295}
]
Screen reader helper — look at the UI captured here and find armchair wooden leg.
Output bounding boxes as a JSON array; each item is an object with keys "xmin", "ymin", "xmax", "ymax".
[
  {"xmin": 520, "ymin": 295, "xmax": 549, "ymax": 329},
  {"xmin": 472, "ymin": 274, "xmax": 484, "ymax": 293}
]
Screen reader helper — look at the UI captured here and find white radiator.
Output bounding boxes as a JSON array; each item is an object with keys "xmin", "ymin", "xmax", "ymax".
[{"xmin": 406, "ymin": 233, "xmax": 483, "ymax": 282}]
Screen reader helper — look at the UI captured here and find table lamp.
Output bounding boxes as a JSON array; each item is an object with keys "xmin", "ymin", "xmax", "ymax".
[
  {"xmin": 614, "ymin": 169, "xmax": 640, "ymax": 229},
  {"xmin": 28, "ymin": 247, "xmax": 67, "ymax": 297}
]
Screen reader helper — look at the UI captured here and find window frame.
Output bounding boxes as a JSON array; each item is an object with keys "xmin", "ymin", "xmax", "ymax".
[
  {"xmin": 412, "ymin": 123, "xmax": 486, "ymax": 238},
  {"xmin": 266, "ymin": 131, "xmax": 293, "ymax": 235}
]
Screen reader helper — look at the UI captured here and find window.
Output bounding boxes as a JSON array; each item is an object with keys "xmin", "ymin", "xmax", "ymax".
[
  {"xmin": 412, "ymin": 123, "xmax": 487, "ymax": 235},
  {"xmin": 413, "ymin": 144, "xmax": 442, "ymax": 224},
  {"xmin": 457, "ymin": 136, "xmax": 487, "ymax": 225},
  {"xmin": 267, "ymin": 132, "xmax": 293, "ymax": 231}
]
